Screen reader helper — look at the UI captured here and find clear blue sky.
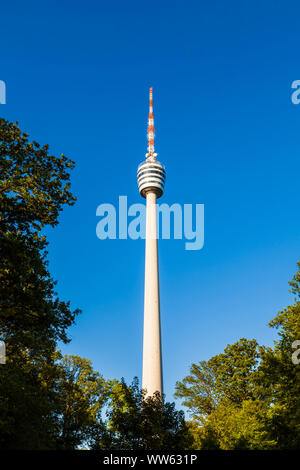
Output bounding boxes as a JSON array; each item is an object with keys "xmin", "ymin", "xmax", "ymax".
[{"xmin": 1, "ymin": 0, "xmax": 300, "ymax": 405}]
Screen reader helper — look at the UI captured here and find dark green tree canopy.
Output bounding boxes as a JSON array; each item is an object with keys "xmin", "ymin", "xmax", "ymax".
[
  {"xmin": 93, "ymin": 378, "xmax": 193, "ymax": 450},
  {"xmin": 0, "ymin": 118, "xmax": 80, "ymax": 352},
  {"xmin": 0, "ymin": 118, "xmax": 82, "ymax": 449},
  {"xmin": 0, "ymin": 118, "xmax": 76, "ymax": 236},
  {"xmin": 0, "ymin": 351, "xmax": 111, "ymax": 450},
  {"xmin": 0, "ymin": 232, "xmax": 78, "ymax": 352}
]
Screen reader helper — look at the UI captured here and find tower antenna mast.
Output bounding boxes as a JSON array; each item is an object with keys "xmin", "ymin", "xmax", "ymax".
[{"xmin": 146, "ymin": 87, "xmax": 157, "ymax": 161}]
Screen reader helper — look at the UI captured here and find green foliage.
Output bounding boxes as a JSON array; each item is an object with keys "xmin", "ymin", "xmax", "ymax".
[
  {"xmin": 0, "ymin": 118, "xmax": 82, "ymax": 449},
  {"xmin": 175, "ymin": 339, "xmax": 276, "ymax": 449},
  {"xmin": 175, "ymin": 262, "xmax": 300, "ymax": 450},
  {"xmin": 209, "ymin": 338, "xmax": 261, "ymax": 404},
  {"xmin": 191, "ymin": 399, "xmax": 276, "ymax": 450},
  {"xmin": 0, "ymin": 349, "xmax": 58, "ymax": 449},
  {"xmin": 0, "ymin": 117, "xmax": 80, "ymax": 353},
  {"xmin": 0, "ymin": 350, "xmax": 111, "ymax": 449},
  {"xmin": 257, "ymin": 262, "xmax": 300, "ymax": 449},
  {"xmin": 174, "ymin": 361, "xmax": 217, "ymax": 424},
  {"xmin": 269, "ymin": 260, "xmax": 300, "ymax": 346},
  {"xmin": 175, "ymin": 338, "xmax": 262, "ymax": 425},
  {"xmin": 0, "ymin": 232, "xmax": 79, "ymax": 353},
  {"xmin": 93, "ymin": 378, "xmax": 193, "ymax": 450},
  {"xmin": 0, "ymin": 118, "xmax": 76, "ymax": 236},
  {"xmin": 54, "ymin": 354, "xmax": 111, "ymax": 449}
]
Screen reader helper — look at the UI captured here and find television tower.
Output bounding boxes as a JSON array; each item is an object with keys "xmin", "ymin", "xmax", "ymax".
[{"xmin": 137, "ymin": 88, "xmax": 166, "ymax": 397}]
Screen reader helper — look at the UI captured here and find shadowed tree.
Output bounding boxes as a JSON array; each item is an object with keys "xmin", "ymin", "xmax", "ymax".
[
  {"xmin": 92, "ymin": 377, "xmax": 193, "ymax": 450},
  {"xmin": 0, "ymin": 117, "xmax": 76, "ymax": 236},
  {"xmin": 0, "ymin": 118, "xmax": 80, "ymax": 448},
  {"xmin": 0, "ymin": 117, "xmax": 80, "ymax": 354}
]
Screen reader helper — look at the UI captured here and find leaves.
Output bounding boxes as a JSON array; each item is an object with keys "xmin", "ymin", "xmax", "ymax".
[
  {"xmin": 0, "ymin": 118, "xmax": 82, "ymax": 449},
  {"xmin": 175, "ymin": 262, "xmax": 300, "ymax": 449},
  {"xmin": 92, "ymin": 378, "xmax": 193, "ymax": 450},
  {"xmin": 0, "ymin": 118, "xmax": 76, "ymax": 236}
]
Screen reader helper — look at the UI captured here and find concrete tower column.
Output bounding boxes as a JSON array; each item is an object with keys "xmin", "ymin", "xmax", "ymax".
[{"xmin": 142, "ymin": 190, "xmax": 163, "ymax": 396}]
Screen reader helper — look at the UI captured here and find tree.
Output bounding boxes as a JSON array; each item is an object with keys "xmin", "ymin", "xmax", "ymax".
[
  {"xmin": 0, "ymin": 232, "xmax": 79, "ymax": 356},
  {"xmin": 174, "ymin": 361, "xmax": 217, "ymax": 425},
  {"xmin": 53, "ymin": 354, "xmax": 111, "ymax": 449},
  {"xmin": 0, "ymin": 348, "xmax": 58, "ymax": 449},
  {"xmin": 190, "ymin": 399, "xmax": 276, "ymax": 450},
  {"xmin": 0, "ymin": 350, "xmax": 111, "ymax": 450},
  {"xmin": 175, "ymin": 338, "xmax": 262, "ymax": 425},
  {"xmin": 175, "ymin": 339, "xmax": 276, "ymax": 449},
  {"xmin": 257, "ymin": 262, "xmax": 300, "ymax": 449},
  {"xmin": 0, "ymin": 118, "xmax": 80, "ymax": 353},
  {"xmin": 0, "ymin": 118, "xmax": 76, "ymax": 236},
  {"xmin": 175, "ymin": 262, "xmax": 300, "ymax": 450},
  {"xmin": 92, "ymin": 378, "xmax": 193, "ymax": 450},
  {"xmin": 0, "ymin": 118, "xmax": 81, "ymax": 449},
  {"xmin": 0, "ymin": 118, "xmax": 80, "ymax": 355}
]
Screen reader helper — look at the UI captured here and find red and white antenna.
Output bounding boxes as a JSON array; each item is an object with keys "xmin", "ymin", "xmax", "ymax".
[{"xmin": 146, "ymin": 87, "xmax": 157, "ymax": 160}]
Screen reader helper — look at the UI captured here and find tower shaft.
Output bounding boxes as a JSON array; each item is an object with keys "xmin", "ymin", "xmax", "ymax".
[{"xmin": 142, "ymin": 191, "xmax": 163, "ymax": 396}]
